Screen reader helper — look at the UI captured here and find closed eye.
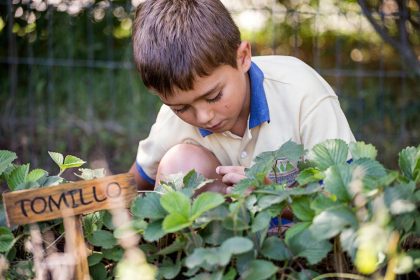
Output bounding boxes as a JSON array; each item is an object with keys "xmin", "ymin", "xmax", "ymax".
[
  {"xmin": 206, "ymin": 92, "xmax": 223, "ymax": 103},
  {"xmin": 172, "ymin": 105, "xmax": 189, "ymax": 114}
]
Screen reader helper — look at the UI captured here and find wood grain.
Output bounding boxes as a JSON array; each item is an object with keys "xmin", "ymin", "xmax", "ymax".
[{"xmin": 2, "ymin": 173, "xmax": 137, "ymax": 226}]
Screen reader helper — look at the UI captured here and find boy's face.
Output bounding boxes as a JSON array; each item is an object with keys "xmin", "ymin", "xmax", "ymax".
[{"xmin": 160, "ymin": 42, "xmax": 252, "ymax": 136}]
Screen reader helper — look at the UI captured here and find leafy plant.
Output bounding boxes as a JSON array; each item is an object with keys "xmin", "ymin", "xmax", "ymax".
[
  {"xmin": 1, "ymin": 140, "xmax": 419, "ymax": 279},
  {"xmin": 127, "ymin": 139, "xmax": 419, "ymax": 279}
]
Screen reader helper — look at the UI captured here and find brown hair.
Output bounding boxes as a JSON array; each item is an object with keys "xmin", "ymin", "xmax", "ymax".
[{"xmin": 132, "ymin": 0, "xmax": 241, "ymax": 97}]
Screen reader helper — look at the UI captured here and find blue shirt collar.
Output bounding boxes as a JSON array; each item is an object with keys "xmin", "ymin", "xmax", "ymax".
[{"xmin": 199, "ymin": 62, "xmax": 270, "ymax": 137}]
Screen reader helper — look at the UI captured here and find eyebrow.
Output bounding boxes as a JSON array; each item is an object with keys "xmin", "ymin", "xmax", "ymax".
[{"xmin": 163, "ymin": 83, "xmax": 220, "ymax": 106}]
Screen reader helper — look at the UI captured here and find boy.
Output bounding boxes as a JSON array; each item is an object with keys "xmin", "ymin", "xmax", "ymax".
[{"xmin": 129, "ymin": 0, "xmax": 355, "ymax": 192}]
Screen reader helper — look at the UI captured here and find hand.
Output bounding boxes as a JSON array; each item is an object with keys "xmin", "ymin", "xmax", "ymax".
[{"xmin": 215, "ymin": 166, "xmax": 246, "ymax": 186}]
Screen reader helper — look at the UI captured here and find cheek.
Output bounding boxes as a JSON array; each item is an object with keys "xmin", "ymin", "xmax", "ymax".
[{"xmin": 178, "ymin": 112, "xmax": 197, "ymax": 124}]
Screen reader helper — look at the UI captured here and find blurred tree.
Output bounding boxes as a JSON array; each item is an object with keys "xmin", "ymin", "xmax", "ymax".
[{"xmin": 358, "ymin": 0, "xmax": 420, "ymax": 76}]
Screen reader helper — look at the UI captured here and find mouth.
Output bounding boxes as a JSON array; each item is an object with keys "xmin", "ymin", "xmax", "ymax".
[{"xmin": 207, "ymin": 121, "xmax": 223, "ymax": 131}]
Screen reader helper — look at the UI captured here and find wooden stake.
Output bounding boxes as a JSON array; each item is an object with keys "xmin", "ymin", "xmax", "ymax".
[
  {"xmin": 72, "ymin": 215, "xmax": 89, "ymax": 280},
  {"xmin": 2, "ymin": 173, "xmax": 138, "ymax": 280}
]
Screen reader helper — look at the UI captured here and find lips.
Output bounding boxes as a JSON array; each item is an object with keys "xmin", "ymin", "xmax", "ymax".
[{"xmin": 207, "ymin": 121, "xmax": 223, "ymax": 131}]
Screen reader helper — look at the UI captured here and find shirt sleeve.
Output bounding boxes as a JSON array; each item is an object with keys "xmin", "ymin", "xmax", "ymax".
[{"xmin": 299, "ymin": 95, "xmax": 355, "ymax": 150}]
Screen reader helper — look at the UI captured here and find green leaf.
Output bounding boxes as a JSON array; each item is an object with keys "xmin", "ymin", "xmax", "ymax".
[
  {"xmin": 407, "ymin": 249, "xmax": 420, "ymax": 269},
  {"xmin": 41, "ymin": 175, "xmax": 63, "ymax": 187},
  {"xmin": 62, "ymin": 155, "xmax": 86, "ymax": 169},
  {"xmin": 160, "ymin": 191, "xmax": 191, "ymax": 217},
  {"xmin": 48, "ymin": 151, "xmax": 64, "ymax": 166},
  {"xmin": 220, "ymin": 237, "xmax": 254, "ymax": 255},
  {"xmin": 6, "ymin": 164, "xmax": 30, "ymax": 191},
  {"xmin": 102, "ymin": 247, "xmax": 123, "ymax": 261},
  {"xmin": 102, "ymin": 210, "xmax": 115, "ymax": 230},
  {"xmin": 290, "ymin": 270, "xmax": 320, "ymax": 280},
  {"xmin": 157, "ymin": 239, "xmax": 187, "ymax": 255},
  {"xmin": 88, "ymin": 252, "xmax": 103, "ymax": 266},
  {"xmin": 394, "ymin": 214, "xmax": 415, "ymax": 232},
  {"xmin": 0, "ymin": 150, "xmax": 17, "ymax": 176},
  {"xmin": 261, "ymin": 236, "xmax": 292, "ymax": 261},
  {"xmin": 223, "ymin": 205, "xmax": 251, "ymax": 231},
  {"xmin": 235, "ymin": 250, "xmax": 256, "ymax": 275},
  {"xmin": 159, "ymin": 257, "xmax": 181, "ymax": 279},
  {"xmin": 251, "ymin": 210, "xmax": 271, "ymax": 233},
  {"xmin": 131, "ymin": 192, "xmax": 167, "ymax": 220},
  {"xmin": 202, "ymin": 221, "xmax": 234, "ymax": 246},
  {"xmin": 340, "ymin": 228, "xmax": 357, "ymax": 260},
  {"xmin": 89, "ymin": 263, "xmax": 108, "ymax": 280},
  {"xmin": 223, "ymin": 267, "xmax": 237, "ymax": 280},
  {"xmin": 183, "ymin": 170, "xmax": 209, "ymax": 193},
  {"xmin": 75, "ymin": 168, "xmax": 105, "ymax": 180},
  {"xmin": 83, "ymin": 212, "xmax": 104, "ymax": 237},
  {"xmin": 16, "ymin": 181, "xmax": 40, "ymax": 190},
  {"xmin": 191, "ymin": 192, "xmax": 225, "ymax": 220},
  {"xmin": 307, "ymin": 139, "xmax": 349, "ymax": 171},
  {"xmin": 241, "ymin": 260, "xmax": 278, "ymax": 280},
  {"xmin": 310, "ymin": 194, "xmax": 340, "ymax": 215},
  {"xmin": 144, "ymin": 220, "xmax": 166, "ymax": 242},
  {"xmin": 162, "ymin": 212, "xmax": 191, "ymax": 233},
  {"xmin": 27, "ymin": 169, "xmax": 48, "ymax": 182},
  {"xmin": 247, "ymin": 151, "xmax": 276, "ymax": 179},
  {"xmin": 257, "ymin": 193, "xmax": 289, "ymax": 210},
  {"xmin": 274, "ymin": 140, "xmax": 305, "ymax": 163},
  {"xmin": 0, "ymin": 227, "xmax": 14, "ymax": 252},
  {"xmin": 384, "ymin": 181, "xmax": 416, "ymax": 215},
  {"xmin": 399, "ymin": 146, "xmax": 420, "ymax": 181},
  {"xmin": 87, "ymin": 230, "xmax": 116, "ymax": 249},
  {"xmin": 286, "ymin": 183, "xmax": 322, "ymax": 196},
  {"xmin": 185, "ymin": 247, "xmax": 219, "ymax": 269},
  {"xmin": 291, "ymin": 196, "xmax": 315, "ymax": 222},
  {"xmin": 309, "ymin": 206, "xmax": 358, "ymax": 240},
  {"xmin": 323, "ymin": 164, "xmax": 352, "ymax": 202},
  {"xmin": 285, "ymin": 222, "xmax": 310, "ymax": 244},
  {"xmin": 286, "ymin": 228, "xmax": 332, "ymax": 265},
  {"xmin": 296, "ymin": 168, "xmax": 325, "ymax": 185},
  {"xmin": 349, "ymin": 141, "xmax": 377, "ymax": 160},
  {"xmin": 351, "ymin": 158, "xmax": 387, "ymax": 178}
]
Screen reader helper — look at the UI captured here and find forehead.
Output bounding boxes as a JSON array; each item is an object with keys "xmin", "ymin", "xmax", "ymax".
[{"xmin": 161, "ymin": 65, "xmax": 232, "ymax": 105}]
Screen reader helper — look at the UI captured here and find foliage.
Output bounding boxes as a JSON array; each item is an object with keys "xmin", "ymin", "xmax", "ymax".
[
  {"xmin": 1, "ymin": 0, "xmax": 419, "ymax": 179},
  {"xmin": 1, "ymin": 139, "xmax": 420, "ymax": 279}
]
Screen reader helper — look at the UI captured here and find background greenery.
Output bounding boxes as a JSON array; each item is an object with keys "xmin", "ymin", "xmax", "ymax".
[{"xmin": 0, "ymin": 0, "xmax": 419, "ymax": 178}]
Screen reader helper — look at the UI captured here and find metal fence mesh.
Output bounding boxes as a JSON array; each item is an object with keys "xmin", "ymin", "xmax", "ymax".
[{"xmin": 0, "ymin": 0, "xmax": 419, "ymax": 174}]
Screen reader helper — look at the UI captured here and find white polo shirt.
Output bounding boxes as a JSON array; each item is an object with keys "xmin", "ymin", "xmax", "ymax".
[{"xmin": 136, "ymin": 56, "xmax": 355, "ymax": 185}]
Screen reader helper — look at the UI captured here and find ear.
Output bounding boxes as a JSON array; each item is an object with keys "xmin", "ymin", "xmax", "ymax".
[{"xmin": 236, "ymin": 41, "xmax": 252, "ymax": 73}]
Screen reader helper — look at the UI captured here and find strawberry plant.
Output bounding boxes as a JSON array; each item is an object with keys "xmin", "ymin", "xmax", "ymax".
[
  {"xmin": 129, "ymin": 140, "xmax": 419, "ymax": 279},
  {"xmin": 0, "ymin": 139, "xmax": 419, "ymax": 279}
]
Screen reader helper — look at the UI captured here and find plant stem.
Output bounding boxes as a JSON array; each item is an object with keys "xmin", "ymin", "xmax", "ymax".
[
  {"xmin": 312, "ymin": 273, "xmax": 369, "ymax": 280},
  {"xmin": 189, "ymin": 226, "xmax": 199, "ymax": 248}
]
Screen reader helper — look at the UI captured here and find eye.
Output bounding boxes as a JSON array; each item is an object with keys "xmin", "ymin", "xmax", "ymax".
[
  {"xmin": 172, "ymin": 105, "xmax": 189, "ymax": 114},
  {"xmin": 206, "ymin": 92, "xmax": 223, "ymax": 103}
]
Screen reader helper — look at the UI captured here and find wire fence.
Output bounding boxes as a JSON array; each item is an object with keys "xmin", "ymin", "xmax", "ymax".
[{"xmin": 0, "ymin": 0, "xmax": 419, "ymax": 175}]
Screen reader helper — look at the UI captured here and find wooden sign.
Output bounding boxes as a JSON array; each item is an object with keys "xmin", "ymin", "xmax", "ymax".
[
  {"xmin": 2, "ymin": 173, "xmax": 138, "ymax": 280},
  {"xmin": 2, "ymin": 173, "xmax": 137, "ymax": 227}
]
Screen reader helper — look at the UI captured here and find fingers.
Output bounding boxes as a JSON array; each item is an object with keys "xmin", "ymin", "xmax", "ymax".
[
  {"xmin": 215, "ymin": 166, "xmax": 273, "ymax": 187},
  {"xmin": 221, "ymin": 172, "xmax": 246, "ymax": 185},
  {"xmin": 216, "ymin": 166, "xmax": 246, "ymax": 185},
  {"xmin": 194, "ymin": 180, "xmax": 230, "ymax": 196},
  {"xmin": 216, "ymin": 166, "xmax": 245, "ymax": 176}
]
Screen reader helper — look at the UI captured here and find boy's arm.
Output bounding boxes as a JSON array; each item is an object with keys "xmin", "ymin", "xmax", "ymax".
[{"xmin": 129, "ymin": 162, "xmax": 155, "ymax": 191}]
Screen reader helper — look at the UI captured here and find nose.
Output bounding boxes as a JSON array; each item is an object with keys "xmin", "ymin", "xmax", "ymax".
[{"xmin": 195, "ymin": 106, "xmax": 214, "ymax": 126}]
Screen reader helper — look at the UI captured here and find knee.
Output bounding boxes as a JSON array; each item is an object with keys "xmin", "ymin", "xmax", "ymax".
[{"xmin": 156, "ymin": 143, "xmax": 221, "ymax": 184}]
